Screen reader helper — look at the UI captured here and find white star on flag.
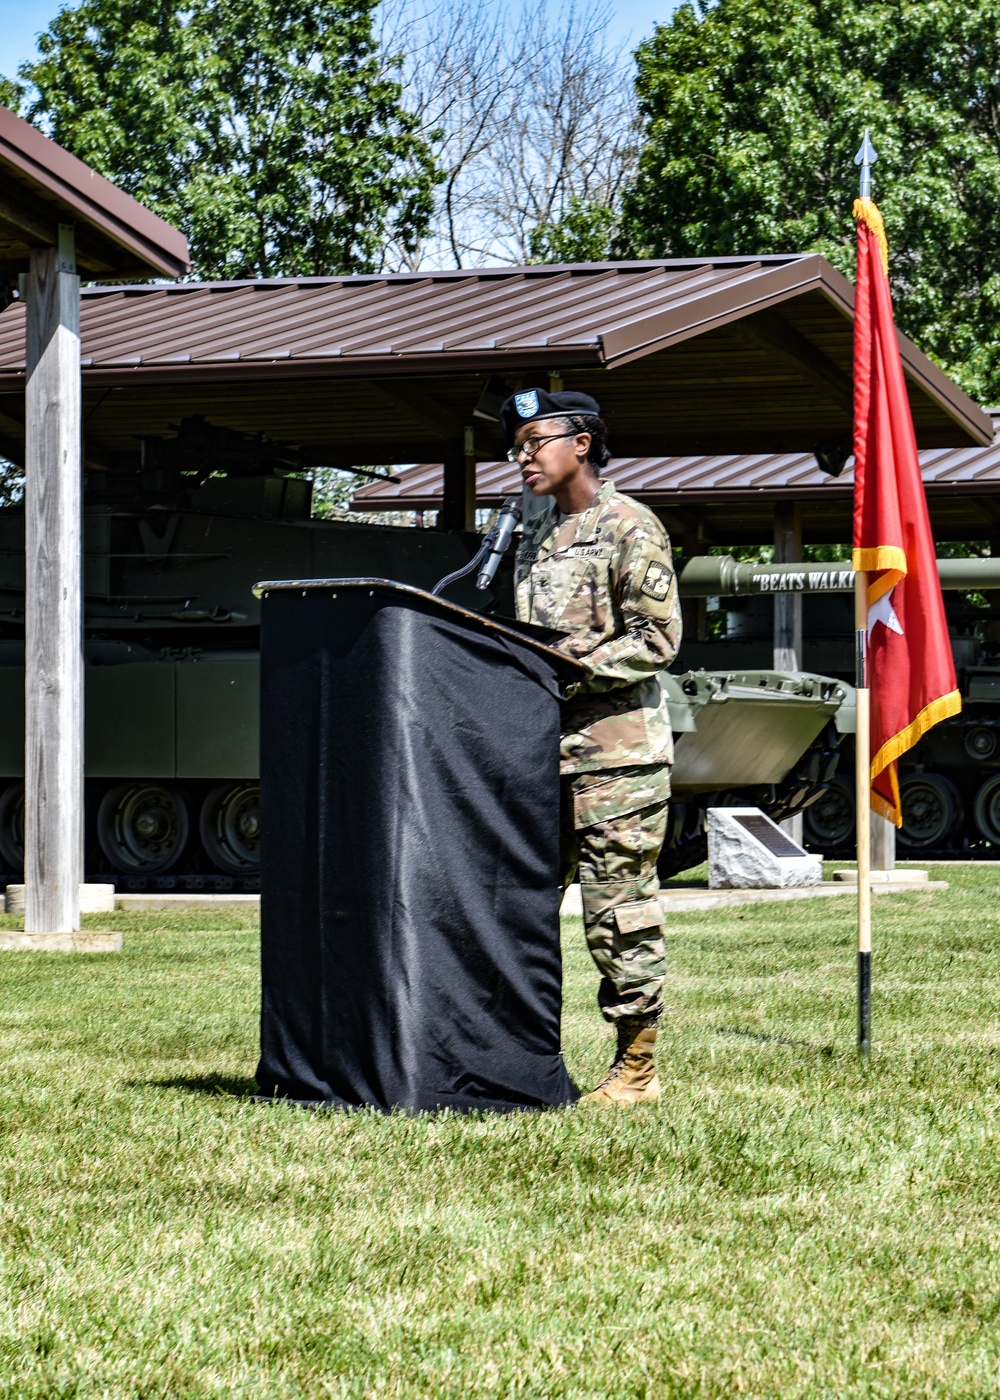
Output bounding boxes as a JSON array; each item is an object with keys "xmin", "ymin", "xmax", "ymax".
[{"xmin": 868, "ymin": 587, "xmax": 904, "ymax": 638}]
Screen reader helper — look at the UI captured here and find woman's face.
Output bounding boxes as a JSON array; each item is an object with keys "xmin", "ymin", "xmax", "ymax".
[{"xmin": 513, "ymin": 418, "xmax": 595, "ymax": 497}]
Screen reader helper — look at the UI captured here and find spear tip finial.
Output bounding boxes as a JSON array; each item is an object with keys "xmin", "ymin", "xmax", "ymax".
[{"xmin": 855, "ymin": 129, "xmax": 878, "ymax": 199}]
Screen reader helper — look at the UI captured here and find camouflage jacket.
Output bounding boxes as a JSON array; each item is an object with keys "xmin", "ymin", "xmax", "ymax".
[{"xmin": 514, "ymin": 480, "xmax": 682, "ymax": 773}]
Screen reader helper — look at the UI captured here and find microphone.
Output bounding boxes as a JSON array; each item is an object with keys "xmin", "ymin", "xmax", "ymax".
[{"xmin": 476, "ymin": 496, "xmax": 522, "ymax": 591}]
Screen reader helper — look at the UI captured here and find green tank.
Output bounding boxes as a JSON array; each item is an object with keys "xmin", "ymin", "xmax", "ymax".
[
  {"xmin": 678, "ymin": 553, "xmax": 1000, "ymax": 858},
  {"xmin": 660, "ymin": 668, "xmax": 851, "ymax": 875},
  {"xmin": 0, "ymin": 443, "xmax": 855, "ymax": 887}
]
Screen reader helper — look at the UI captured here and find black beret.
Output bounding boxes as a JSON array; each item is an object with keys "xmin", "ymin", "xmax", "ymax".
[{"xmin": 499, "ymin": 388, "xmax": 602, "ymax": 447}]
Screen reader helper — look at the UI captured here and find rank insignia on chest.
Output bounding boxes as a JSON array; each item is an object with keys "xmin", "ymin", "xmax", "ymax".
[{"xmin": 640, "ymin": 560, "xmax": 672, "ymax": 601}]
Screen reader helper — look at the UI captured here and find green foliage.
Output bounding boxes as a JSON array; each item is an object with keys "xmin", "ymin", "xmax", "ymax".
[
  {"xmin": 11, "ymin": 0, "xmax": 438, "ymax": 278},
  {"xmin": 620, "ymin": 0, "xmax": 1000, "ymax": 403},
  {"xmin": 308, "ymin": 466, "xmax": 397, "ymax": 518},
  {"xmin": 528, "ymin": 196, "xmax": 619, "ymax": 264},
  {"xmin": 0, "ymin": 458, "xmax": 24, "ymax": 508},
  {"xmin": 0, "ymin": 76, "xmax": 25, "ymax": 111}
]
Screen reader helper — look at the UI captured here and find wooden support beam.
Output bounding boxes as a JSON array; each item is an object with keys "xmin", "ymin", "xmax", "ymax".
[
  {"xmin": 364, "ymin": 379, "xmax": 451, "ymax": 435},
  {"xmin": 364, "ymin": 381, "xmax": 496, "ymax": 459},
  {"xmin": 0, "ymin": 397, "xmax": 26, "ymax": 464},
  {"xmin": 0, "ymin": 193, "xmax": 59, "ymax": 246},
  {"xmin": 741, "ymin": 310, "xmax": 854, "ymax": 413},
  {"xmin": 670, "ymin": 506, "xmax": 718, "ymax": 544},
  {"xmin": 774, "ymin": 501, "xmax": 805, "ymax": 845},
  {"xmin": 680, "ymin": 525, "xmax": 708, "ymax": 644},
  {"xmin": 24, "ymin": 228, "xmax": 82, "ymax": 935},
  {"xmin": 870, "ymin": 812, "xmax": 895, "ymax": 871},
  {"xmin": 773, "ymin": 502, "xmax": 803, "ymax": 670},
  {"xmin": 441, "ymin": 430, "xmax": 476, "ymax": 531}
]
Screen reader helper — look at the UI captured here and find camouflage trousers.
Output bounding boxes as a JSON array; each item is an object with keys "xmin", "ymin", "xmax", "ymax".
[{"xmin": 560, "ymin": 764, "xmax": 671, "ymax": 1026}]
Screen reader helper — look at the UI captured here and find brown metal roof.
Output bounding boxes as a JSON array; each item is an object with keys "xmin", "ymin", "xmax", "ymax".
[
  {"xmin": 4, "ymin": 257, "xmax": 848, "ymax": 375},
  {"xmin": 352, "ymin": 409, "xmax": 1000, "ymax": 545},
  {"xmin": 0, "ymin": 256, "xmax": 990, "ymax": 469},
  {"xmin": 0, "ymin": 104, "xmax": 189, "ymax": 278}
]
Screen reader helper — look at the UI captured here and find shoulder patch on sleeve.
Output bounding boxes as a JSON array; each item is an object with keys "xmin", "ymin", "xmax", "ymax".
[{"xmin": 640, "ymin": 559, "xmax": 672, "ymax": 601}]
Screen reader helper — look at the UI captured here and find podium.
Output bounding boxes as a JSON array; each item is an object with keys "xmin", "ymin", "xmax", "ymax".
[{"xmin": 253, "ymin": 578, "xmax": 584, "ymax": 1113}]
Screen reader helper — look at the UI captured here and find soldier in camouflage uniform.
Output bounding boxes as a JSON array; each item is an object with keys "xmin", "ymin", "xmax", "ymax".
[{"xmin": 500, "ymin": 388, "xmax": 682, "ymax": 1105}]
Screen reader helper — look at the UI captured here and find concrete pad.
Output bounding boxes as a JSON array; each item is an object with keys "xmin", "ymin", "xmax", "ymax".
[
  {"xmin": 657, "ymin": 881, "xmax": 947, "ymax": 913},
  {"xmin": 833, "ymin": 869, "xmax": 929, "ymax": 885},
  {"xmin": 4, "ymin": 883, "xmax": 115, "ymax": 915},
  {"xmin": 872, "ymin": 860, "xmax": 998, "ymax": 868},
  {"xmin": 0, "ymin": 929, "xmax": 123, "ymax": 951},
  {"xmin": 114, "ymin": 892, "xmax": 260, "ymax": 911},
  {"xmin": 561, "ymin": 877, "xmax": 946, "ymax": 918}
]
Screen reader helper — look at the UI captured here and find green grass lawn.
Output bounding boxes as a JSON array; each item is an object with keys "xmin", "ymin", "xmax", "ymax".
[{"xmin": 2, "ymin": 870, "xmax": 1000, "ymax": 1396}]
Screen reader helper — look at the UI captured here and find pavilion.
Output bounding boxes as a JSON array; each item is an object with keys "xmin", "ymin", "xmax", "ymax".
[{"xmin": 0, "ymin": 102, "xmax": 188, "ymax": 942}]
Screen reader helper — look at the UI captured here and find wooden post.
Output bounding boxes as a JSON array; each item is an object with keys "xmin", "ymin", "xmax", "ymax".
[
  {"xmin": 774, "ymin": 504, "xmax": 804, "ymax": 844},
  {"xmin": 870, "ymin": 811, "xmax": 895, "ymax": 871},
  {"xmin": 773, "ymin": 503, "xmax": 803, "ymax": 670},
  {"xmin": 855, "ymin": 568, "xmax": 872, "ymax": 1052},
  {"xmin": 23, "ymin": 227, "xmax": 82, "ymax": 935},
  {"xmin": 680, "ymin": 527, "xmax": 708, "ymax": 644},
  {"xmin": 441, "ymin": 428, "xmax": 476, "ymax": 532}
]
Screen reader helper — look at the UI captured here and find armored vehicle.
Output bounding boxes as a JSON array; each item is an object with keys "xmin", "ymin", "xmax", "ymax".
[
  {"xmin": 0, "ymin": 432, "xmax": 854, "ymax": 887},
  {"xmin": 660, "ymin": 668, "xmax": 850, "ymax": 875},
  {"xmin": 679, "ymin": 554, "xmax": 1000, "ymax": 858}
]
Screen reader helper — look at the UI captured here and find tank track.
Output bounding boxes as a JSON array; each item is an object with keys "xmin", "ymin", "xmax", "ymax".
[{"xmin": 802, "ymin": 710, "xmax": 1000, "ymax": 860}]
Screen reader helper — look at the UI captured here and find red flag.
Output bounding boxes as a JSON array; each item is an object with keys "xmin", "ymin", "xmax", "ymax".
[{"xmin": 852, "ymin": 199, "xmax": 961, "ymax": 825}]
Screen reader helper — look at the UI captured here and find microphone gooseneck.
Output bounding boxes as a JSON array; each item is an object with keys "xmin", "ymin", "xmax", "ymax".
[{"xmin": 476, "ymin": 496, "xmax": 522, "ymax": 592}]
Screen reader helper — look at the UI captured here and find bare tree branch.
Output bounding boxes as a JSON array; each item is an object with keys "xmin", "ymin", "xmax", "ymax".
[{"xmin": 379, "ymin": 0, "xmax": 637, "ymax": 269}]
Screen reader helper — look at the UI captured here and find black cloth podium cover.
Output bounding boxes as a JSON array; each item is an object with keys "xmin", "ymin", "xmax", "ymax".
[{"xmin": 254, "ymin": 579, "xmax": 584, "ymax": 1113}]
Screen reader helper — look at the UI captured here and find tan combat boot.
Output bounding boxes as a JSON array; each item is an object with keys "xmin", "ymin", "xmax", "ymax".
[{"xmin": 582, "ymin": 1023, "xmax": 660, "ymax": 1105}]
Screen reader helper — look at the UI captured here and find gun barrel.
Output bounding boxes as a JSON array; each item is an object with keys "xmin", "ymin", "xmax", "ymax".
[{"xmin": 678, "ymin": 556, "xmax": 1000, "ymax": 596}]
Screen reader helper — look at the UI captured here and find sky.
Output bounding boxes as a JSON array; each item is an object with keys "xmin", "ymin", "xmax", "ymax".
[{"xmin": 0, "ymin": 0, "xmax": 677, "ymax": 78}]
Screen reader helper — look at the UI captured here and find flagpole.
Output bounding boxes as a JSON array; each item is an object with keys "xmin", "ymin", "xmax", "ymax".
[
  {"xmin": 854, "ymin": 128, "xmax": 877, "ymax": 1056},
  {"xmin": 855, "ymin": 568, "xmax": 872, "ymax": 1054}
]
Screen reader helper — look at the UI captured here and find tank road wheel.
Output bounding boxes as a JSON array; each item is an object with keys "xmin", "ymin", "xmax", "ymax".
[
  {"xmin": 97, "ymin": 783, "xmax": 190, "ymax": 874},
  {"xmin": 898, "ymin": 773, "xmax": 961, "ymax": 852},
  {"xmin": 802, "ymin": 775, "xmax": 855, "ymax": 851},
  {"xmin": 200, "ymin": 783, "xmax": 261, "ymax": 874},
  {"xmin": 973, "ymin": 774, "xmax": 1000, "ymax": 845},
  {"xmin": 0, "ymin": 782, "xmax": 25, "ymax": 871},
  {"xmin": 966, "ymin": 727, "xmax": 999, "ymax": 761}
]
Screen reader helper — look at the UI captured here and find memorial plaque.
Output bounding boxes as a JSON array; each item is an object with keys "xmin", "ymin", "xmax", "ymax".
[{"xmin": 732, "ymin": 812, "xmax": 805, "ymax": 858}]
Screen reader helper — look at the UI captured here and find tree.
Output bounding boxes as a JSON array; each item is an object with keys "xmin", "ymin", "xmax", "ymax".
[
  {"xmin": 478, "ymin": 0, "xmax": 637, "ymax": 266},
  {"xmin": 619, "ymin": 0, "xmax": 1000, "ymax": 403},
  {"xmin": 380, "ymin": 0, "xmax": 637, "ymax": 268},
  {"xmin": 7, "ymin": 0, "xmax": 439, "ymax": 278}
]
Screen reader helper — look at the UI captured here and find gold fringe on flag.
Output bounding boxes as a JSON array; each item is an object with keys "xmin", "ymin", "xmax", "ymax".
[
  {"xmin": 853, "ymin": 197, "xmax": 889, "ymax": 276},
  {"xmin": 870, "ymin": 688, "xmax": 963, "ymax": 781},
  {"xmin": 870, "ymin": 764, "xmax": 901, "ymax": 827}
]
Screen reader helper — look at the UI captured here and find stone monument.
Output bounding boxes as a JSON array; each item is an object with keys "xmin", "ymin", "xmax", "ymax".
[{"xmin": 708, "ymin": 806, "xmax": 823, "ymax": 889}]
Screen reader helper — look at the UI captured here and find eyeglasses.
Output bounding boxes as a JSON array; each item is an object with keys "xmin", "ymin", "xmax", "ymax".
[{"xmin": 506, "ymin": 430, "xmax": 578, "ymax": 463}]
